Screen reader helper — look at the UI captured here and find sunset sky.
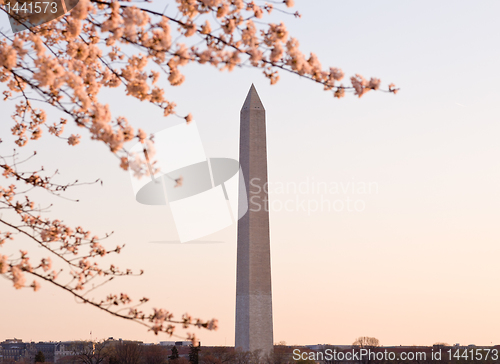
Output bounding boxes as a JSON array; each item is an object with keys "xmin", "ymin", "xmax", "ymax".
[{"xmin": 1, "ymin": 0, "xmax": 500, "ymax": 347}]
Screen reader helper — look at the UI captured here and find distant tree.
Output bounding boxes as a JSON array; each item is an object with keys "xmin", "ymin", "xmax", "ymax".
[
  {"xmin": 57, "ymin": 356, "xmax": 79, "ymax": 364},
  {"xmin": 352, "ymin": 338, "xmax": 382, "ymax": 364},
  {"xmin": 189, "ymin": 344, "xmax": 201, "ymax": 364},
  {"xmin": 322, "ymin": 345, "xmax": 345, "ymax": 364},
  {"xmin": 168, "ymin": 346, "xmax": 180, "ymax": 361},
  {"xmin": 232, "ymin": 348, "xmax": 251, "ymax": 364},
  {"xmin": 291, "ymin": 353, "xmax": 316, "ymax": 364},
  {"xmin": 353, "ymin": 337, "xmax": 380, "ymax": 348},
  {"xmin": 108, "ymin": 342, "xmax": 143, "ymax": 364},
  {"xmin": 264, "ymin": 343, "xmax": 291, "ymax": 364},
  {"xmin": 199, "ymin": 346, "xmax": 237, "ymax": 364},
  {"xmin": 71, "ymin": 340, "xmax": 111, "ymax": 364},
  {"xmin": 143, "ymin": 345, "xmax": 168, "ymax": 364},
  {"xmin": 34, "ymin": 351, "xmax": 46, "ymax": 363},
  {"xmin": 249, "ymin": 349, "xmax": 263, "ymax": 364}
]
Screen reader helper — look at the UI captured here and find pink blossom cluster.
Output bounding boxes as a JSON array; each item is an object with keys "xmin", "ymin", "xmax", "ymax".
[{"xmin": 0, "ymin": 0, "xmax": 397, "ymax": 177}]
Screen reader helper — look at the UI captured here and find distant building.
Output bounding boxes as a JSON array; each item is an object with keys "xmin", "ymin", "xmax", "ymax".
[
  {"xmin": 0, "ymin": 339, "xmax": 35, "ymax": 362},
  {"xmin": 35, "ymin": 342, "xmax": 58, "ymax": 363},
  {"xmin": 54, "ymin": 341, "xmax": 83, "ymax": 363},
  {"xmin": 159, "ymin": 341, "xmax": 193, "ymax": 347}
]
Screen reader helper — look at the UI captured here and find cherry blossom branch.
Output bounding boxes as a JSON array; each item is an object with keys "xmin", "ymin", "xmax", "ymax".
[{"xmin": 0, "ymin": 0, "xmax": 396, "ymax": 343}]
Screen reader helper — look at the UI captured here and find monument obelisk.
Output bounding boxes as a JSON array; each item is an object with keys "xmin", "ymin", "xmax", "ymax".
[{"xmin": 235, "ymin": 85, "xmax": 274, "ymax": 354}]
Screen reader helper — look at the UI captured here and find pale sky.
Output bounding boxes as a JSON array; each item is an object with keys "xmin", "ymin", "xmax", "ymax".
[{"xmin": 1, "ymin": 0, "xmax": 500, "ymax": 347}]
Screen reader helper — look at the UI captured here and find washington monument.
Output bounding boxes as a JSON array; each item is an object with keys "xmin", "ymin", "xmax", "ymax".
[{"xmin": 235, "ymin": 85, "xmax": 274, "ymax": 354}]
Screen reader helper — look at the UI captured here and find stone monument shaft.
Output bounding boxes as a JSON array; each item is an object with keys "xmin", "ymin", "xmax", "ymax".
[{"xmin": 235, "ymin": 85, "xmax": 274, "ymax": 354}]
